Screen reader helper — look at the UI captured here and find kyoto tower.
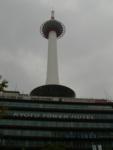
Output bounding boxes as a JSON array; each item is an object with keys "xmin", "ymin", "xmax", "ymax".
[
  {"xmin": 30, "ymin": 11, "xmax": 75, "ymax": 98},
  {"xmin": 40, "ymin": 10, "xmax": 65, "ymax": 85}
]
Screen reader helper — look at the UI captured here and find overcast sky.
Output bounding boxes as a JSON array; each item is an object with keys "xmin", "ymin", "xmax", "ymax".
[{"xmin": 0, "ymin": 0, "xmax": 113, "ymax": 99}]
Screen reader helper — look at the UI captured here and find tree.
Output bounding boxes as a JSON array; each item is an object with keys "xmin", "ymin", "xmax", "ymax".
[
  {"xmin": 0, "ymin": 75, "xmax": 8, "ymax": 92},
  {"xmin": 0, "ymin": 76, "xmax": 8, "ymax": 117}
]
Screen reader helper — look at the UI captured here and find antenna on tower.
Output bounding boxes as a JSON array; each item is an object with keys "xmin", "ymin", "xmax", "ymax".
[{"xmin": 51, "ymin": 10, "xmax": 55, "ymax": 19}]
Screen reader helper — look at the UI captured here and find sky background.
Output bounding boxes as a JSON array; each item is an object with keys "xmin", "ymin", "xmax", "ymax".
[{"xmin": 0, "ymin": 0, "xmax": 113, "ymax": 99}]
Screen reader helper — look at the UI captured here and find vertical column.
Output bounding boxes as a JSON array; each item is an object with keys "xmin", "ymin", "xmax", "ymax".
[
  {"xmin": 46, "ymin": 31, "xmax": 59, "ymax": 85},
  {"xmin": 97, "ymin": 145, "xmax": 102, "ymax": 150},
  {"xmin": 92, "ymin": 144, "xmax": 97, "ymax": 150},
  {"xmin": 92, "ymin": 144, "xmax": 102, "ymax": 150}
]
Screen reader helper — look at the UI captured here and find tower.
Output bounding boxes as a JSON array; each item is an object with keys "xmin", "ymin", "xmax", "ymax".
[
  {"xmin": 30, "ymin": 11, "xmax": 75, "ymax": 98},
  {"xmin": 40, "ymin": 10, "xmax": 65, "ymax": 85}
]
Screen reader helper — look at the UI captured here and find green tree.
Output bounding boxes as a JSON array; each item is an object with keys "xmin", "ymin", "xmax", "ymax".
[{"xmin": 0, "ymin": 75, "xmax": 8, "ymax": 92}]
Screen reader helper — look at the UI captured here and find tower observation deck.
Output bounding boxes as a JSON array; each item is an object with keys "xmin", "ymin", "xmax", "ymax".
[
  {"xmin": 30, "ymin": 11, "xmax": 75, "ymax": 98},
  {"xmin": 40, "ymin": 10, "xmax": 65, "ymax": 39}
]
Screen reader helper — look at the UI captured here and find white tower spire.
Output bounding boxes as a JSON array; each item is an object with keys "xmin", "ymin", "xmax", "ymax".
[
  {"xmin": 46, "ymin": 11, "xmax": 59, "ymax": 84},
  {"xmin": 47, "ymin": 28, "xmax": 59, "ymax": 84},
  {"xmin": 40, "ymin": 11, "xmax": 65, "ymax": 85}
]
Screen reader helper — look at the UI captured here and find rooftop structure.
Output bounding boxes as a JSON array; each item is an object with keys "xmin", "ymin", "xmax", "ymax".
[{"xmin": 31, "ymin": 11, "xmax": 75, "ymax": 98}]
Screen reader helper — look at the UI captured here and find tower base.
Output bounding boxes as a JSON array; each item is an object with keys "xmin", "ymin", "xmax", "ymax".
[{"xmin": 30, "ymin": 84, "xmax": 75, "ymax": 98}]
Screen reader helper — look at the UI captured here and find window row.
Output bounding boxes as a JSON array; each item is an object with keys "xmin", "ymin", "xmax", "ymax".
[
  {"xmin": 0, "ymin": 129, "xmax": 112, "ymax": 139},
  {"xmin": 0, "ymin": 101, "xmax": 112, "ymax": 111},
  {"xmin": 0, "ymin": 138, "xmax": 112, "ymax": 149},
  {"xmin": 0, "ymin": 119, "xmax": 113, "ymax": 128}
]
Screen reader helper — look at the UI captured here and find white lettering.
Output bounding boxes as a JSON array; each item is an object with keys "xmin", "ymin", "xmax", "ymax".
[{"xmin": 13, "ymin": 113, "xmax": 94, "ymax": 120}]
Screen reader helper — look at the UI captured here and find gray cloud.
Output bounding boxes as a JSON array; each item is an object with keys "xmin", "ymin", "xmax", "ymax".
[{"xmin": 0, "ymin": 0, "xmax": 113, "ymax": 99}]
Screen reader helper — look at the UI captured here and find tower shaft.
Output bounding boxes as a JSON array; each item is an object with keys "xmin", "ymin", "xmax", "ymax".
[{"xmin": 46, "ymin": 31, "xmax": 59, "ymax": 84}]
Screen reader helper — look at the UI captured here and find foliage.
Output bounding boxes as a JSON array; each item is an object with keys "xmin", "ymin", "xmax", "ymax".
[{"xmin": 0, "ymin": 75, "xmax": 8, "ymax": 91}]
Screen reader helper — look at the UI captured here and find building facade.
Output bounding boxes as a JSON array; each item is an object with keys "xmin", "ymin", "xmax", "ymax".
[
  {"xmin": 0, "ymin": 94, "xmax": 113, "ymax": 150},
  {"xmin": 0, "ymin": 12, "xmax": 112, "ymax": 150}
]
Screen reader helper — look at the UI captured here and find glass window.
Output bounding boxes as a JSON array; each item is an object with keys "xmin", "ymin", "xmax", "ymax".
[
  {"xmin": 0, "ymin": 101, "xmax": 112, "ymax": 111},
  {"xmin": 0, "ymin": 119, "xmax": 113, "ymax": 129}
]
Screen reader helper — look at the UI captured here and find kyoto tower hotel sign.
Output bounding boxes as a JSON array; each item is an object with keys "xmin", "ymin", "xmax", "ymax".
[{"xmin": 30, "ymin": 11, "xmax": 75, "ymax": 98}]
